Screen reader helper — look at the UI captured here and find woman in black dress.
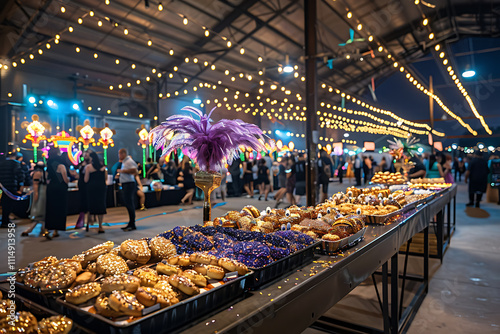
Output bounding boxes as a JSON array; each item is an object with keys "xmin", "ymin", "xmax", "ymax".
[
  {"xmin": 243, "ymin": 160, "xmax": 254, "ymax": 198},
  {"xmin": 85, "ymin": 152, "xmax": 108, "ymax": 233},
  {"xmin": 257, "ymin": 158, "xmax": 270, "ymax": 201},
  {"xmin": 45, "ymin": 146, "xmax": 69, "ymax": 239},
  {"xmin": 75, "ymin": 150, "xmax": 91, "ymax": 229},
  {"xmin": 180, "ymin": 160, "xmax": 195, "ymax": 205}
]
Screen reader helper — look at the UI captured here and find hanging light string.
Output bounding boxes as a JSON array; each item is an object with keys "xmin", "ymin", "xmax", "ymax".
[
  {"xmin": 337, "ymin": 4, "xmax": 480, "ymax": 136},
  {"xmin": 414, "ymin": 2, "xmax": 491, "ymax": 134}
]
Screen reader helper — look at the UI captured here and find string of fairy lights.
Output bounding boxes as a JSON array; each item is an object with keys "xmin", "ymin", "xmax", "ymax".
[
  {"xmin": 8, "ymin": 0, "xmax": 491, "ymax": 148},
  {"xmin": 337, "ymin": 2, "xmax": 489, "ymax": 136}
]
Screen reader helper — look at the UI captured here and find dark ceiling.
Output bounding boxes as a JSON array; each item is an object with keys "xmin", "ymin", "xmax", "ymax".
[{"xmin": 1, "ymin": 0, "xmax": 500, "ymax": 143}]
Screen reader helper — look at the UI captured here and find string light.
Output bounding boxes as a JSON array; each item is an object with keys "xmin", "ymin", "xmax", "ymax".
[
  {"xmin": 124, "ymin": 28, "xmax": 129, "ymax": 35},
  {"xmin": 158, "ymin": 2, "xmax": 163, "ymax": 11},
  {"xmin": 60, "ymin": 6, "xmax": 66, "ymax": 13},
  {"xmin": 240, "ymin": 48, "xmax": 245, "ymax": 54},
  {"xmin": 183, "ymin": 17, "xmax": 188, "ymax": 25},
  {"xmin": 147, "ymin": 39, "xmax": 152, "ymax": 46}
]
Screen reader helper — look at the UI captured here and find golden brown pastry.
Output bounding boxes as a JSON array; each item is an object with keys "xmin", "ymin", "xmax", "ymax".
[
  {"xmin": 133, "ymin": 268, "xmax": 161, "ymax": 287},
  {"xmin": 96, "ymin": 253, "xmax": 129, "ymax": 277},
  {"xmin": 83, "ymin": 241, "xmax": 114, "ymax": 262},
  {"xmin": 120, "ymin": 240, "xmax": 151, "ymax": 264},
  {"xmin": 39, "ymin": 266, "xmax": 77, "ymax": 291},
  {"xmin": 156, "ymin": 261, "xmax": 182, "ymax": 276},
  {"xmin": 205, "ymin": 265, "xmax": 225, "ymax": 280},
  {"xmin": 74, "ymin": 271, "xmax": 95, "ymax": 286},
  {"xmin": 168, "ymin": 275, "xmax": 200, "ymax": 296},
  {"xmin": 149, "ymin": 237, "xmax": 177, "ymax": 260},
  {"xmin": 65, "ymin": 282, "xmax": 101, "ymax": 305},
  {"xmin": 177, "ymin": 254, "xmax": 192, "ymax": 267},
  {"xmin": 180, "ymin": 269, "xmax": 207, "ymax": 287},
  {"xmin": 101, "ymin": 274, "xmax": 141, "ymax": 293},
  {"xmin": 37, "ymin": 315, "xmax": 73, "ymax": 334},
  {"xmin": 0, "ymin": 299, "xmax": 10, "ymax": 319},
  {"xmin": 108, "ymin": 291, "xmax": 144, "ymax": 317},
  {"xmin": 94, "ymin": 293, "xmax": 123, "ymax": 318},
  {"xmin": 0, "ymin": 311, "xmax": 37, "ymax": 333},
  {"xmin": 322, "ymin": 234, "xmax": 340, "ymax": 241},
  {"xmin": 189, "ymin": 252, "xmax": 218, "ymax": 265}
]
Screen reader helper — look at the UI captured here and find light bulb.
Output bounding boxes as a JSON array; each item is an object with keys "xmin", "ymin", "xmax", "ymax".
[
  {"xmin": 204, "ymin": 29, "xmax": 209, "ymax": 37},
  {"xmin": 158, "ymin": 2, "xmax": 163, "ymax": 11},
  {"xmin": 124, "ymin": 28, "xmax": 129, "ymax": 35},
  {"xmin": 347, "ymin": 11, "xmax": 352, "ymax": 18},
  {"xmin": 75, "ymin": 47, "xmax": 80, "ymax": 52},
  {"xmin": 60, "ymin": 6, "xmax": 66, "ymax": 13},
  {"xmin": 227, "ymin": 40, "xmax": 232, "ymax": 47},
  {"xmin": 423, "ymin": 18, "xmax": 428, "ymax": 26},
  {"xmin": 147, "ymin": 39, "xmax": 152, "ymax": 46},
  {"xmin": 240, "ymin": 47, "xmax": 245, "ymax": 54},
  {"xmin": 183, "ymin": 17, "xmax": 188, "ymax": 25},
  {"xmin": 115, "ymin": 59, "xmax": 120, "ymax": 64}
]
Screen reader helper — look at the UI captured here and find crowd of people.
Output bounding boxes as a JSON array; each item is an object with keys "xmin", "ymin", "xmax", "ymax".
[{"xmin": 0, "ymin": 146, "xmax": 499, "ymax": 238}]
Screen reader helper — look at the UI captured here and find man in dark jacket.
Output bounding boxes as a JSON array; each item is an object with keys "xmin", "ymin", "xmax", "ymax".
[
  {"xmin": 0, "ymin": 152, "xmax": 25, "ymax": 227},
  {"xmin": 465, "ymin": 151, "xmax": 489, "ymax": 208}
]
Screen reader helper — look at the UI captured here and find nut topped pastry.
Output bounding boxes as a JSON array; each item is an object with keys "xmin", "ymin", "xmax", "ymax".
[
  {"xmin": 82, "ymin": 241, "xmax": 114, "ymax": 262},
  {"xmin": 149, "ymin": 237, "xmax": 177, "ymax": 260},
  {"xmin": 96, "ymin": 253, "xmax": 129, "ymax": 277},
  {"xmin": 120, "ymin": 239, "xmax": 151, "ymax": 264},
  {"xmin": 65, "ymin": 282, "xmax": 101, "ymax": 305},
  {"xmin": 108, "ymin": 291, "xmax": 144, "ymax": 317},
  {"xmin": 37, "ymin": 315, "xmax": 73, "ymax": 334},
  {"xmin": 101, "ymin": 274, "xmax": 141, "ymax": 293}
]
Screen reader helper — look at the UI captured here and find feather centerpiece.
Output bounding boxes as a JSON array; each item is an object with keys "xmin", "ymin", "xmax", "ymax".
[
  {"xmin": 388, "ymin": 135, "xmax": 420, "ymax": 159},
  {"xmin": 150, "ymin": 106, "xmax": 270, "ymax": 172}
]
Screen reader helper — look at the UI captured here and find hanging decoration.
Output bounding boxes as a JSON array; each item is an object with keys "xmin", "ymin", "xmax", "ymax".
[{"xmin": 76, "ymin": 119, "xmax": 96, "ymax": 149}]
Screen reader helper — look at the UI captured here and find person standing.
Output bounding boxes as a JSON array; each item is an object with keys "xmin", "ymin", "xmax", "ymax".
[
  {"xmin": 337, "ymin": 156, "xmax": 344, "ymax": 184},
  {"xmin": 426, "ymin": 154, "xmax": 441, "ymax": 179},
  {"xmin": 465, "ymin": 151, "xmax": 489, "ymax": 208},
  {"xmin": 180, "ymin": 160, "xmax": 195, "ymax": 205},
  {"xmin": 45, "ymin": 147, "xmax": 69, "ymax": 238},
  {"xmin": 85, "ymin": 152, "xmax": 107, "ymax": 233},
  {"xmin": 294, "ymin": 154, "xmax": 306, "ymax": 205},
  {"xmin": 274, "ymin": 159, "xmax": 287, "ymax": 208},
  {"xmin": 75, "ymin": 151, "xmax": 91, "ymax": 229},
  {"xmin": 285, "ymin": 156, "xmax": 297, "ymax": 206},
  {"xmin": 117, "ymin": 148, "xmax": 138, "ymax": 231},
  {"xmin": 257, "ymin": 158, "xmax": 271, "ymax": 201},
  {"xmin": 437, "ymin": 153, "xmax": 454, "ymax": 184},
  {"xmin": 243, "ymin": 160, "xmax": 254, "ymax": 198},
  {"xmin": 228, "ymin": 158, "xmax": 242, "ymax": 197},
  {"xmin": 162, "ymin": 160, "xmax": 178, "ymax": 186},
  {"xmin": 354, "ymin": 155, "xmax": 362, "ymax": 186},
  {"xmin": 22, "ymin": 162, "xmax": 48, "ymax": 236},
  {"xmin": 16, "ymin": 153, "xmax": 31, "ymax": 189},
  {"xmin": 0, "ymin": 152, "xmax": 25, "ymax": 228},
  {"xmin": 363, "ymin": 156, "xmax": 372, "ymax": 185},
  {"xmin": 317, "ymin": 150, "xmax": 333, "ymax": 203}
]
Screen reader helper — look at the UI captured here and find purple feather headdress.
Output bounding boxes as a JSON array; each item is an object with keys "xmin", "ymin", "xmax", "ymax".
[{"xmin": 150, "ymin": 106, "xmax": 271, "ymax": 172}]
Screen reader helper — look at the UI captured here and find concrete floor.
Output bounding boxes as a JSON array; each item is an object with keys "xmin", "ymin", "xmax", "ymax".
[{"xmin": 1, "ymin": 180, "xmax": 499, "ymax": 333}]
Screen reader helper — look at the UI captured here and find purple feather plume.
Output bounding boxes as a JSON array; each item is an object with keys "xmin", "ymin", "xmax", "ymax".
[{"xmin": 150, "ymin": 106, "xmax": 271, "ymax": 172}]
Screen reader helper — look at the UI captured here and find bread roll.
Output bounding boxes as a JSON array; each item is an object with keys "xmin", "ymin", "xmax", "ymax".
[
  {"xmin": 149, "ymin": 237, "xmax": 177, "ymax": 259},
  {"xmin": 83, "ymin": 241, "xmax": 114, "ymax": 262}
]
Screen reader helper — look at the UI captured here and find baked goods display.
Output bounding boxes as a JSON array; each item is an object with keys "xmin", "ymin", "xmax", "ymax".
[
  {"xmin": 409, "ymin": 182, "xmax": 452, "ymax": 190},
  {"xmin": 371, "ymin": 171, "xmax": 406, "ymax": 184}
]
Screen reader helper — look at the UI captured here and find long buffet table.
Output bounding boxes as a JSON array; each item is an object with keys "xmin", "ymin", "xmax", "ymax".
[
  {"xmin": 177, "ymin": 184, "xmax": 457, "ymax": 334},
  {"xmin": 2, "ymin": 185, "xmax": 456, "ymax": 334}
]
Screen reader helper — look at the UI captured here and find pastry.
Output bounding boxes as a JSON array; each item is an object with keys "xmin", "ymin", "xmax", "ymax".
[
  {"xmin": 156, "ymin": 261, "xmax": 182, "ymax": 276},
  {"xmin": 39, "ymin": 266, "xmax": 77, "ymax": 291},
  {"xmin": 133, "ymin": 268, "xmax": 160, "ymax": 287},
  {"xmin": 33, "ymin": 256, "xmax": 58, "ymax": 268},
  {"xmin": 168, "ymin": 275, "xmax": 200, "ymax": 296},
  {"xmin": 322, "ymin": 234, "xmax": 340, "ymax": 241},
  {"xmin": 120, "ymin": 239, "xmax": 151, "ymax": 264},
  {"xmin": 149, "ymin": 237, "xmax": 177, "ymax": 260},
  {"xmin": 108, "ymin": 291, "xmax": 144, "ymax": 317},
  {"xmin": 83, "ymin": 241, "xmax": 114, "ymax": 262},
  {"xmin": 153, "ymin": 281, "xmax": 180, "ymax": 304},
  {"xmin": 135, "ymin": 287, "xmax": 174, "ymax": 308},
  {"xmin": 0, "ymin": 311, "xmax": 38, "ymax": 333},
  {"xmin": 218, "ymin": 258, "xmax": 249, "ymax": 275},
  {"xmin": 206, "ymin": 265, "xmax": 225, "ymax": 280},
  {"xmin": 180, "ymin": 269, "xmax": 207, "ymax": 287},
  {"xmin": 189, "ymin": 252, "xmax": 217, "ymax": 265},
  {"xmin": 166, "ymin": 255, "xmax": 179, "ymax": 265},
  {"xmin": 101, "ymin": 274, "xmax": 141, "ymax": 293},
  {"xmin": 57, "ymin": 259, "xmax": 83, "ymax": 274},
  {"xmin": 94, "ymin": 293, "xmax": 123, "ymax": 318},
  {"xmin": 74, "ymin": 271, "xmax": 95, "ymax": 286},
  {"xmin": 0, "ymin": 299, "xmax": 10, "ymax": 319},
  {"xmin": 65, "ymin": 282, "xmax": 101, "ymax": 305},
  {"xmin": 177, "ymin": 254, "xmax": 192, "ymax": 267},
  {"xmin": 96, "ymin": 253, "xmax": 129, "ymax": 277},
  {"xmin": 37, "ymin": 315, "xmax": 73, "ymax": 334}
]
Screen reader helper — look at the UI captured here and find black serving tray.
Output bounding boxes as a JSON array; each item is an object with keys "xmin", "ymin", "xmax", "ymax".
[
  {"xmin": 246, "ymin": 241, "xmax": 319, "ymax": 290},
  {"xmin": 55, "ymin": 271, "xmax": 252, "ymax": 334},
  {"xmin": 0, "ymin": 285, "xmax": 92, "ymax": 333},
  {"xmin": 13, "ymin": 280, "xmax": 66, "ymax": 314}
]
